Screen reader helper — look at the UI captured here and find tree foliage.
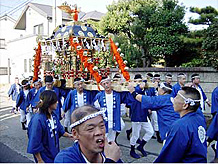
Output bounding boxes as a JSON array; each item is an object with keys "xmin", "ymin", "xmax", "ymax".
[
  {"xmin": 201, "ymin": 24, "xmax": 218, "ymax": 69},
  {"xmin": 88, "ymin": 0, "xmax": 217, "ymax": 69},
  {"xmin": 189, "ymin": 6, "xmax": 218, "ymax": 25},
  {"xmin": 139, "ymin": 0, "xmax": 188, "ymax": 66},
  {"xmin": 181, "ymin": 6, "xmax": 218, "ymax": 69}
]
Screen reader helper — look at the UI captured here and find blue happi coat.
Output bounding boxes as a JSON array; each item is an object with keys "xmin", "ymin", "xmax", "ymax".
[
  {"xmin": 54, "ymin": 142, "xmax": 123, "ymax": 163},
  {"xmin": 8, "ymin": 83, "xmax": 21, "ymax": 101},
  {"xmin": 211, "ymin": 86, "xmax": 218, "ymax": 114},
  {"xmin": 171, "ymin": 82, "xmax": 182, "ymax": 98},
  {"xmin": 141, "ymin": 94, "xmax": 180, "ymax": 140},
  {"xmin": 27, "ymin": 112, "xmax": 65, "ymax": 163},
  {"xmin": 207, "ymin": 113, "xmax": 218, "ymax": 158},
  {"xmin": 127, "ymin": 86, "xmax": 155, "ymax": 122},
  {"xmin": 154, "ymin": 112, "xmax": 207, "ymax": 163},
  {"xmin": 197, "ymin": 84, "xmax": 207, "ymax": 101},
  {"xmin": 193, "ymin": 84, "xmax": 207, "ymax": 110},
  {"xmin": 93, "ymin": 90, "xmax": 127, "ymax": 132},
  {"xmin": 126, "ymin": 93, "xmax": 148, "ymax": 122},
  {"xmin": 38, "ymin": 86, "xmax": 66, "ymax": 120},
  {"xmin": 16, "ymin": 90, "xmax": 29, "ymax": 113},
  {"xmin": 26, "ymin": 88, "xmax": 40, "ymax": 108},
  {"xmin": 63, "ymin": 89, "xmax": 97, "ymax": 114}
]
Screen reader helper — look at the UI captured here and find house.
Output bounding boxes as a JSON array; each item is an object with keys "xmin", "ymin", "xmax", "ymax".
[
  {"xmin": 80, "ymin": 10, "xmax": 105, "ymax": 22},
  {"xmin": 2, "ymin": 2, "xmax": 104, "ymax": 84},
  {"xmin": 0, "ymin": 15, "xmax": 24, "ymax": 84}
]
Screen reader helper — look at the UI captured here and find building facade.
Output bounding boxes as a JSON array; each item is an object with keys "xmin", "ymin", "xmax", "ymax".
[{"xmin": 1, "ymin": 2, "xmax": 104, "ymax": 84}]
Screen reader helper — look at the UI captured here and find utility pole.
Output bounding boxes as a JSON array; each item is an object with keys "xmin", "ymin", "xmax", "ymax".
[{"xmin": 8, "ymin": 58, "xmax": 10, "ymax": 83}]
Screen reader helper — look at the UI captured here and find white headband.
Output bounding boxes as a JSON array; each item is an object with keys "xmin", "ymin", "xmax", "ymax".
[
  {"xmin": 100, "ymin": 77, "xmax": 111, "ymax": 83},
  {"xmin": 70, "ymin": 108, "xmax": 107, "ymax": 129},
  {"xmin": 159, "ymin": 82, "xmax": 172, "ymax": 91},
  {"xmin": 192, "ymin": 76, "xmax": 200, "ymax": 79},
  {"xmin": 34, "ymin": 79, "xmax": 41, "ymax": 84},
  {"xmin": 178, "ymin": 92, "xmax": 201, "ymax": 106},
  {"xmin": 74, "ymin": 78, "xmax": 85, "ymax": 84},
  {"xmin": 178, "ymin": 74, "xmax": 186, "ymax": 78},
  {"xmin": 165, "ymin": 75, "xmax": 172, "ymax": 78}
]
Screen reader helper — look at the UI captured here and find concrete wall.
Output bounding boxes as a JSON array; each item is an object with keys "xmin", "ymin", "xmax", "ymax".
[{"xmin": 111, "ymin": 67, "xmax": 218, "ymax": 114}]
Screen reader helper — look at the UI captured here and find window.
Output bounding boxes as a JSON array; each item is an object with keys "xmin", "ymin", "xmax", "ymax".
[
  {"xmin": 34, "ymin": 24, "xmax": 43, "ymax": 35},
  {"xmin": 24, "ymin": 59, "xmax": 27, "ymax": 73},
  {"xmin": 0, "ymin": 39, "xmax": 6, "ymax": 49},
  {"xmin": 29, "ymin": 58, "xmax": 32, "ymax": 73}
]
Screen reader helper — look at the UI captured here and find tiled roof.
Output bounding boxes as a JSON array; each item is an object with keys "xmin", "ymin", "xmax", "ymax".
[{"xmin": 80, "ymin": 10, "xmax": 105, "ymax": 21}]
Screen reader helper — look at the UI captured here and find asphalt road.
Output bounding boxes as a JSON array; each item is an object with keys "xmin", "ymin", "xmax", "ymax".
[{"xmin": 0, "ymin": 87, "xmax": 216, "ymax": 163}]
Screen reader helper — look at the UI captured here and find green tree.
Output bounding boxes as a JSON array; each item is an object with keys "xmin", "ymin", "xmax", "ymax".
[
  {"xmin": 201, "ymin": 24, "xmax": 218, "ymax": 69},
  {"xmin": 189, "ymin": 6, "xmax": 218, "ymax": 25},
  {"xmin": 181, "ymin": 6, "xmax": 218, "ymax": 69},
  {"xmin": 179, "ymin": 30, "xmax": 205, "ymax": 67},
  {"xmin": 144, "ymin": 0, "xmax": 188, "ymax": 66},
  {"xmin": 90, "ymin": 0, "xmax": 188, "ymax": 67},
  {"xmin": 99, "ymin": 0, "xmax": 158, "ymax": 67}
]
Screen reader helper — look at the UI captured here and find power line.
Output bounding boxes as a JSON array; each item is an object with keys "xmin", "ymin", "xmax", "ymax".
[
  {"xmin": 1, "ymin": 0, "xmax": 32, "ymax": 16},
  {"xmin": 9, "ymin": 0, "xmax": 35, "ymax": 16},
  {"xmin": 0, "ymin": 4, "xmax": 14, "ymax": 8}
]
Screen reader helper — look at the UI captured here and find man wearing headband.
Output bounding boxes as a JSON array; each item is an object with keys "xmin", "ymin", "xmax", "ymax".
[
  {"xmin": 149, "ymin": 73, "xmax": 162, "ymax": 143},
  {"xmin": 16, "ymin": 79, "xmax": 30, "ymax": 130},
  {"xmin": 26, "ymin": 79, "xmax": 42, "ymax": 126},
  {"xmin": 54, "ymin": 105, "xmax": 122, "ymax": 163},
  {"xmin": 93, "ymin": 76, "xmax": 128, "ymax": 143},
  {"xmin": 191, "ymin": 73, "xmax": 211, "ymax": 111},
  {"xmin": 154, "ymin": 87, "xmax": 207, "ymax": 162},
  {"xmin": 164, "ymin": 73, "xmax": 173, "ymax": 87},
  {"xmin": 171, "ymin": 73, "xmax": 186, "ymax": 98},
  {"xmin": 8, "ymin": 77, "xmax": 21, "ymax": 114},
  {"xmin": 125, "ymin": 74, "xmax": 154, "ymax": 158},
  {"xmin": 27, "ymin": 79, "xmax": 42, "ymax": 112},
  {"xmin": 112, "ymin": 73, "xmax": 126, "ymax": 144},
  {"xmin": 153, "ymin": 73, "xmax": 161, "ymax": 84},
  {"xmin": 128, "ymin": 82, "xmax": 180, "ymax": 143},
  {"xmin": 62, "ymin": 77, "xmax": 98, "ymax": 132},
  {"xmin": 38, "ymin": 75, "xmax": 67, "ymax": 120}
]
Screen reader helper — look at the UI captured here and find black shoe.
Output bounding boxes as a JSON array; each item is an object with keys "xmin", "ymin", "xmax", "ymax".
[
  {"xmin": 136, "ymin": 140, "xmax": 147, "ymax": 157},
  {"xmin": 156, "ymin": 131, "xmax": 163, "ymax": 143},
  {"xmin": 21, "ymin": 122, "xmax": 27, "ymax": 130},
  {"xmin": 152, "ymin": 136, "xmax": 156, "ymax": 139},
  {"xmin": 136, "ymin": 139, "xmax": 142, "ymax": 144},
  {"xmin": 130, "ymin": 145, "xmax": 140, "ymax": 159}
]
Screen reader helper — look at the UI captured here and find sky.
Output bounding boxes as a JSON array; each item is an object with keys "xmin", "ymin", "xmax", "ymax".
[{"xmin": 0, "ymin": 0, "xmax": 218, "ymax": 30}]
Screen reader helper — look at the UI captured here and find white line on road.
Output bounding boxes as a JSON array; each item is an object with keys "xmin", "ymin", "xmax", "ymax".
[
  {"xmin": 0, "ymin": 107, "xmax": 12, "ymax": 112},
  {"xmin": 0, "ymin": 113, "xmax": 12, "ymax": 118},
  {"xmin": 0, "ymin": 114, "xmax": 20, "ymax": 122}
]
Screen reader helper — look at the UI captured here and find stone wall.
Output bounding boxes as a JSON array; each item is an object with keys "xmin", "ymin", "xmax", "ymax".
[{"xmin": 111, "ymin": 67, "xmax": 218, "ymax": 114}]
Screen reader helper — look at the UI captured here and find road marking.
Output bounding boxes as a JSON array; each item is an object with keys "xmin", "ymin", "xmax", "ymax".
[
  {"xmin": 0, "ymin": 114, "xmax": 20, "ymax": 122},
  {"xmin": 0, "ymin": 113, "xmax": 12, "ymax": 118},
  {"xmin": 0, "ymin": 107, "xmax": 12, "ymax": 112}
]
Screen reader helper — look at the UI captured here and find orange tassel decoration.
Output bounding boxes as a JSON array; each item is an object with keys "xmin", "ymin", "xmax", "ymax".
[
  {"xmin": 33, "ymin": 42, "xmax": 41, "ymax": 81},
  {"xmin": 69, "ymin": 36, "xmax": 102, "ymax": 83},
  {"xmin": 109, "ymin": 38, "xmax": 130, "ymax": 81}
]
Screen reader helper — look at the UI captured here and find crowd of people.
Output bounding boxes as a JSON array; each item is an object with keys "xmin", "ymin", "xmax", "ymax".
[{"xmin": 7, "ymin": 72, "xmax": 218, "ymax": 163}]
